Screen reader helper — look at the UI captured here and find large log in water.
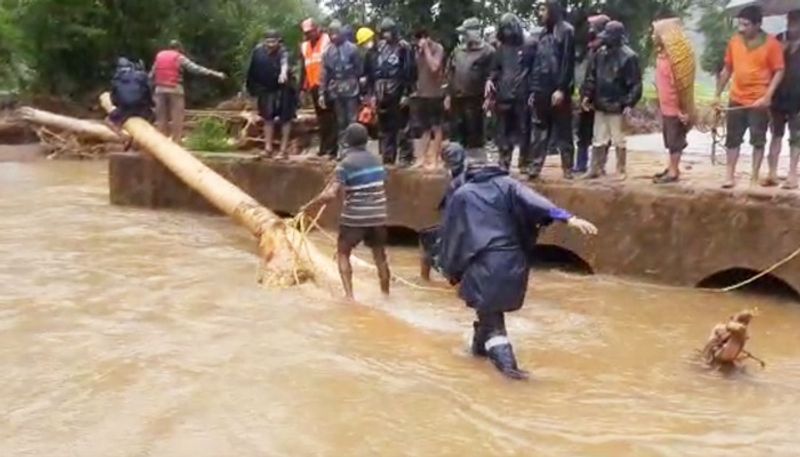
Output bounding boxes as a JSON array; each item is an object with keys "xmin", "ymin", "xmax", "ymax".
[
  {"xmin": 97, "ymin": 93, "xmax": 342, "ymax": 289},
  {"xmin": 16, "ymin": 107, "xmax": 122, "ymax": 143}
]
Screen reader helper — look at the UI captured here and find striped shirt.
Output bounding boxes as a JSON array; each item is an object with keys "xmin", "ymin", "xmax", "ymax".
[{"xmin": 336, "ymin": 148, "xmax": 387, "ymax": 227}]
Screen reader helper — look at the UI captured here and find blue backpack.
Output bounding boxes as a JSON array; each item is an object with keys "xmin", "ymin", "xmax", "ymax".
[{"xmin": 111, "ymin": 67, "xmax": 151, "ymax": 108}]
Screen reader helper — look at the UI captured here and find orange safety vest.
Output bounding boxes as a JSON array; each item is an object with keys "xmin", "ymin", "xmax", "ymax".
[{"xmin": 301, "ymin": 33, "xmax": 330, "ymax": 90}]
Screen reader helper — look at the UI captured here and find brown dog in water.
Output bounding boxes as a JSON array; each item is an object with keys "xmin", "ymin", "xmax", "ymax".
[{"xmin": 701, "ymin": 309, "xmax": 765, "ymax": 368}]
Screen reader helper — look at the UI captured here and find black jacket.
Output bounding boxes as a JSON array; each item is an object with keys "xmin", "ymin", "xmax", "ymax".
[
  {"xmin": 773, "ymin": 33, "xmax": 800, "ymax": 115},
  {"xmin": 366, "ymin": 39, "xmax": 415, "ymax": 101},
  {"xmin": 447, "ymin": 42, "xmax": 495, "ymax": 98},
  {"xmin": 581, "ymin": 44, "xmax": 642, "ymax": 113},
  {"xmin": 491, "ymin": 42, "xmax": 536, "ymax": 101},
  {"xmin": 529, "ymin": 21, "xmax": 575, "ymax": 97},
  {"xmin": 246, "ymin": 45, "xmax": 289, "ymax": 96}
]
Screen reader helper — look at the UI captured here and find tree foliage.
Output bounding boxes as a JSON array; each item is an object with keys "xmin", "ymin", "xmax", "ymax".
[
  {"xmin": 696, "ymin": 0, "xmax": 734, "ymax": 75},
  {"xmin": 4, "ymin": 0, "xmax": 317, "ymax": 102},
  {"xmin": 325, "ymin": 0, "xmax": 691, "ymax": 60}
]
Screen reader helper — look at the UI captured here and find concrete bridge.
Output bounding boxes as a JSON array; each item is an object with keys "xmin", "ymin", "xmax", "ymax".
[{"xmin": 109, "ymin": 152, "xmax": 800, "ymax": 298}]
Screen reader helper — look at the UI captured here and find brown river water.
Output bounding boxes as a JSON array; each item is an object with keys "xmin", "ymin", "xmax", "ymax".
[{"xmin": 2, "ymin": 160, "xmax": 800, "ymax": 457}]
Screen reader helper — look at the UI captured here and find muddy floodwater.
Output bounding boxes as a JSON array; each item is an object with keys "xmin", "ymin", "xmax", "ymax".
[{"xmin": 2, "ymin": 160, "xmax": 800, "ymax": 457}]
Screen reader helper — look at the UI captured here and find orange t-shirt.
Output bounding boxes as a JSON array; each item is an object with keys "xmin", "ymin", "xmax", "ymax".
[{"xmin": 725, "ymin": 33, "xmax": 785, "ymax": 106}]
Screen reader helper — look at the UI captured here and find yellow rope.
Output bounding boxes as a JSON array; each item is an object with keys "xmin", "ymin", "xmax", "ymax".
[{"xmin": 718, "ymin": 246, "xmax": 800, "ymax": 293}]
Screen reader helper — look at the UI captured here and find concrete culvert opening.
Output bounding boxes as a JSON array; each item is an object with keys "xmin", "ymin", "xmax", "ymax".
[
  {"xmin": 697, "ymin": 268, "xmax": 800, "ymax": 301},
  {"xmin": 386, "ymin": 226, "xmax": 420, "ymax": 247},
  {"xmin": 531, "ymin": 244, "xmax": 594, "ymax": 275}
]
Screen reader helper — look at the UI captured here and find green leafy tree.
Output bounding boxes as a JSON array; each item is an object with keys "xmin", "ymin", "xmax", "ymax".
[
  {"xmin": 12, "ymin": 0, "xmax": 317, "ymax": 102},
  {"xmin": 325, "ymin": 0, "xmax": 690, "ymax": 60},
  {"xmin": 696, "ymin": 0, "xmax": 734, "ymax": 75},
  {"xmin": 0, "ymin": 1, "xmax": 26, "ymax": 90}
]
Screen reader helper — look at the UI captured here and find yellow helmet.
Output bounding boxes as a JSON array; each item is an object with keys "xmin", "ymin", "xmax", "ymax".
[{"xmin": 356, "ymin": 27, "xmax": 375, "ymax": 46}]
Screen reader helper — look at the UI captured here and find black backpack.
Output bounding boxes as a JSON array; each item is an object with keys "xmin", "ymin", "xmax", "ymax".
[{"xmin": 112, "ymin": 69, "xmax": 151, "ymax": 108}]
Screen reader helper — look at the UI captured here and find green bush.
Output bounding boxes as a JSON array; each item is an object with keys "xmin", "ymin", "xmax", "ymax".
[
  {"xmin": 8, "ymin": 0, "xmax": 317, "ymax": 102},
  {"xmin": 185, "ymin": 118, "xmax": 233, "ymax": 152}
]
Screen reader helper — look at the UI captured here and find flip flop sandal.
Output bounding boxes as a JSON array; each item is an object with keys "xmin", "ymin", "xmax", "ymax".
[
  {"xmin": 653, "ymin": 168, "xmax": 669, "ymax": 179},
  {"xmin": 653, "ymin": 174, "xmax": 679, "ymax": 184},
  {"xmin": 761, "ymin": 179, "xmax": 779, "ymax": 187}
]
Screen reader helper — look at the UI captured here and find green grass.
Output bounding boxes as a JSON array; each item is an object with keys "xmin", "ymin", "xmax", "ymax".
[{"xmin": 185, "ymin": 118, "xmax": 233, "ymax": 152}]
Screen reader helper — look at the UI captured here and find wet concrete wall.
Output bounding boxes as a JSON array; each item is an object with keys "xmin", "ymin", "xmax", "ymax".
[{"xmin": 109, "ymin": 152, "xmax": 800, "ymax": 294}]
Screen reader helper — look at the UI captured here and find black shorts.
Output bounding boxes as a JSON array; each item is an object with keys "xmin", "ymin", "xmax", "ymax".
[
  {"xmin": 725, "ymin": 102, "xmax": 769, "ymax": 149},
  {"xmin": 771, "ymin": 109, "xmax": 800, "ymax": 147},
  {"xmin": 412, "ymin": 97, "xmax": 444, "ymax": 132},
  {"xmin": 337, "ymin": 225, "xmax": 387, "ymax": 253},
  {"xmin": 258, "ymin": 88, "xmax": 297, "ymax": 124},
  {"xmin": 662, "ymin": 116, "xmax": 688, "ymax": 154},
  {"xmin": 109, "ymin": 105, "xmax": 154, "ymax": 126}
]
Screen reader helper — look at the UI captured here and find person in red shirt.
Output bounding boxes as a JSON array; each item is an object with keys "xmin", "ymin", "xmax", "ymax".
[
  {"xmin": 150, "ymin": 40, "xmax": 226, "ymax": 145},
  {"xmin": 714, "ymin": 6, "xmax": 785, "ymax": 189},
  {"xmin": 652, "ymin": 18, "xmax": 693, "ymax": 184}
]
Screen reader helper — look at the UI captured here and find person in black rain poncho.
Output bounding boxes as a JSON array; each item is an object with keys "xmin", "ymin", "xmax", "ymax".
[
  {"xmin": 439, "ymin": 155, "xmax": 597, "ymax": 379},
  {"xmin": 487, "ymin": 13, "xmax": 536, "ymax": 171},
  {"xmin": 528, "ymin": 0, "xmax": 576, "ymax": 180},
  {"xmin": 367, "ymin": 18, "xmax": 415, "ymax": 166},
  {"xmin": 245, "ymin": 29, "xmax": 297, "ymax": 159},
  {"xmin": 581, "ymin": 21, "xmax": 643, "ymax": 179},
  {"xmin": 574, "ymin": 14, "xmax": 610, "ymax": 174}
]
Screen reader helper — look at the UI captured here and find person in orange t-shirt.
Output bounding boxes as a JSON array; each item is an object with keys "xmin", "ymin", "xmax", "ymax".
[{"xmin": 714, "ymin": 5, "xmax": 785, "ymax": 189}]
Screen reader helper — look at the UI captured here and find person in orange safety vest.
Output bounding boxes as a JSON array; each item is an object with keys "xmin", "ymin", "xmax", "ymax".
[{"xmin": 299, "ymin": 19, "xmax": 339, "ymax": 159}]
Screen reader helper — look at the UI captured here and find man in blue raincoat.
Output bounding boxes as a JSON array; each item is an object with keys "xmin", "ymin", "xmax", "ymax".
[{"xmin": 439, "ymin": 160, "xmax": 597, "ymax": 379}]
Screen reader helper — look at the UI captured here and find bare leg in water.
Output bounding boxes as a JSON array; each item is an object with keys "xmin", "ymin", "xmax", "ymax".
[
  {"xmin": 766, "ymin": 135, "xmax": 782, "ymax": 186},
  {"xmin": 723, "ymin": 146, "xmax": 740, "ymax": 189},
  {"xmin": 412, "ymin": 133, "xmax": 429, "ymax": 169},
  {"xmin": 371, "ymin": 246, "xmax": 391, "ymax": 296},
  {"xmin": 668, "ymin": 152, "xmax": 681, "ymax": 179},
  {"xmin": 784, "ymin": 146, "xmax": 800, "ymax": 189},
  {"xmin": 427, "ymin": 125, "xmax": 443, "ymax": 170},
  {"xmin": 419, "ymin": 243, "xmax": 432, "ymax": 281},
  {"xmin": 751, "ymin": 147, "xmax": 766, "ymax": 186},
  {"xmin": 263, "ymin": 121, "xmax": 274, "ymax": 158},
  {"xmin": 279, "ymin": 123, "xmax": 291, "ymax": 159},
  {"xmin": 337, "ymin": 251, "xmax": 355, "ymax": 301}
]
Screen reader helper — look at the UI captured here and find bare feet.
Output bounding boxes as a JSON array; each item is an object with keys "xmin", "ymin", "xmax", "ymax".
[
  {"xmin": 782, "ymin": 180, "xmax": 799, "ymax": 190},
  {"xmin": 760, "ymin": 177, "xmax": 779, "ymax": 187},
  {"xmin": 722, "ymin": 180, "xmax": 735, "ymax": 189}
]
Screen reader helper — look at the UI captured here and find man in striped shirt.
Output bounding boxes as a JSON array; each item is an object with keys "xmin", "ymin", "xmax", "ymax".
[{"xmin": 303, "ymin": 123, "xmax": 390, "ymax": 300}]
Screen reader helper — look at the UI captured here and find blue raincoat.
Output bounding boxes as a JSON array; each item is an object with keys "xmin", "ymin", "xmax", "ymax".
[{"xmin": 439, "ymin": 166, "xmax": 572, "ymax": 313}]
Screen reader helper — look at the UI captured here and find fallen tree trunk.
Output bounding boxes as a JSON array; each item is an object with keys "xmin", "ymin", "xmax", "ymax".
[
  {"xmin": 98, "ymin": 92, "xmax": 344, "ymax": 289},
  {"xmin": 16, "ymin": 106, "xmax": 122, "ymax": 143}
]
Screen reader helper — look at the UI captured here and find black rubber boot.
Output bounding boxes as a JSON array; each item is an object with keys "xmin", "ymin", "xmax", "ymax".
[
  {"xmin": 486, "ymin": 337, "xmax": 529, "ymax": 380},
  {"xmin": 471, "ymin": 321, "xmax": 489, "ymax": 357}
]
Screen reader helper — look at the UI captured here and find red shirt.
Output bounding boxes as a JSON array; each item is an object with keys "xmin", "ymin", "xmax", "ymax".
[{"xmin": 656, "ymin": 53, "xmax": 681, "ymax": 117}]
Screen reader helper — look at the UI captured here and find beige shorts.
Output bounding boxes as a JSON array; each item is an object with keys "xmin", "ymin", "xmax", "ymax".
[{"xmin": 593, "ymin": 112, "xmax": 626, "ymax": 148}]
